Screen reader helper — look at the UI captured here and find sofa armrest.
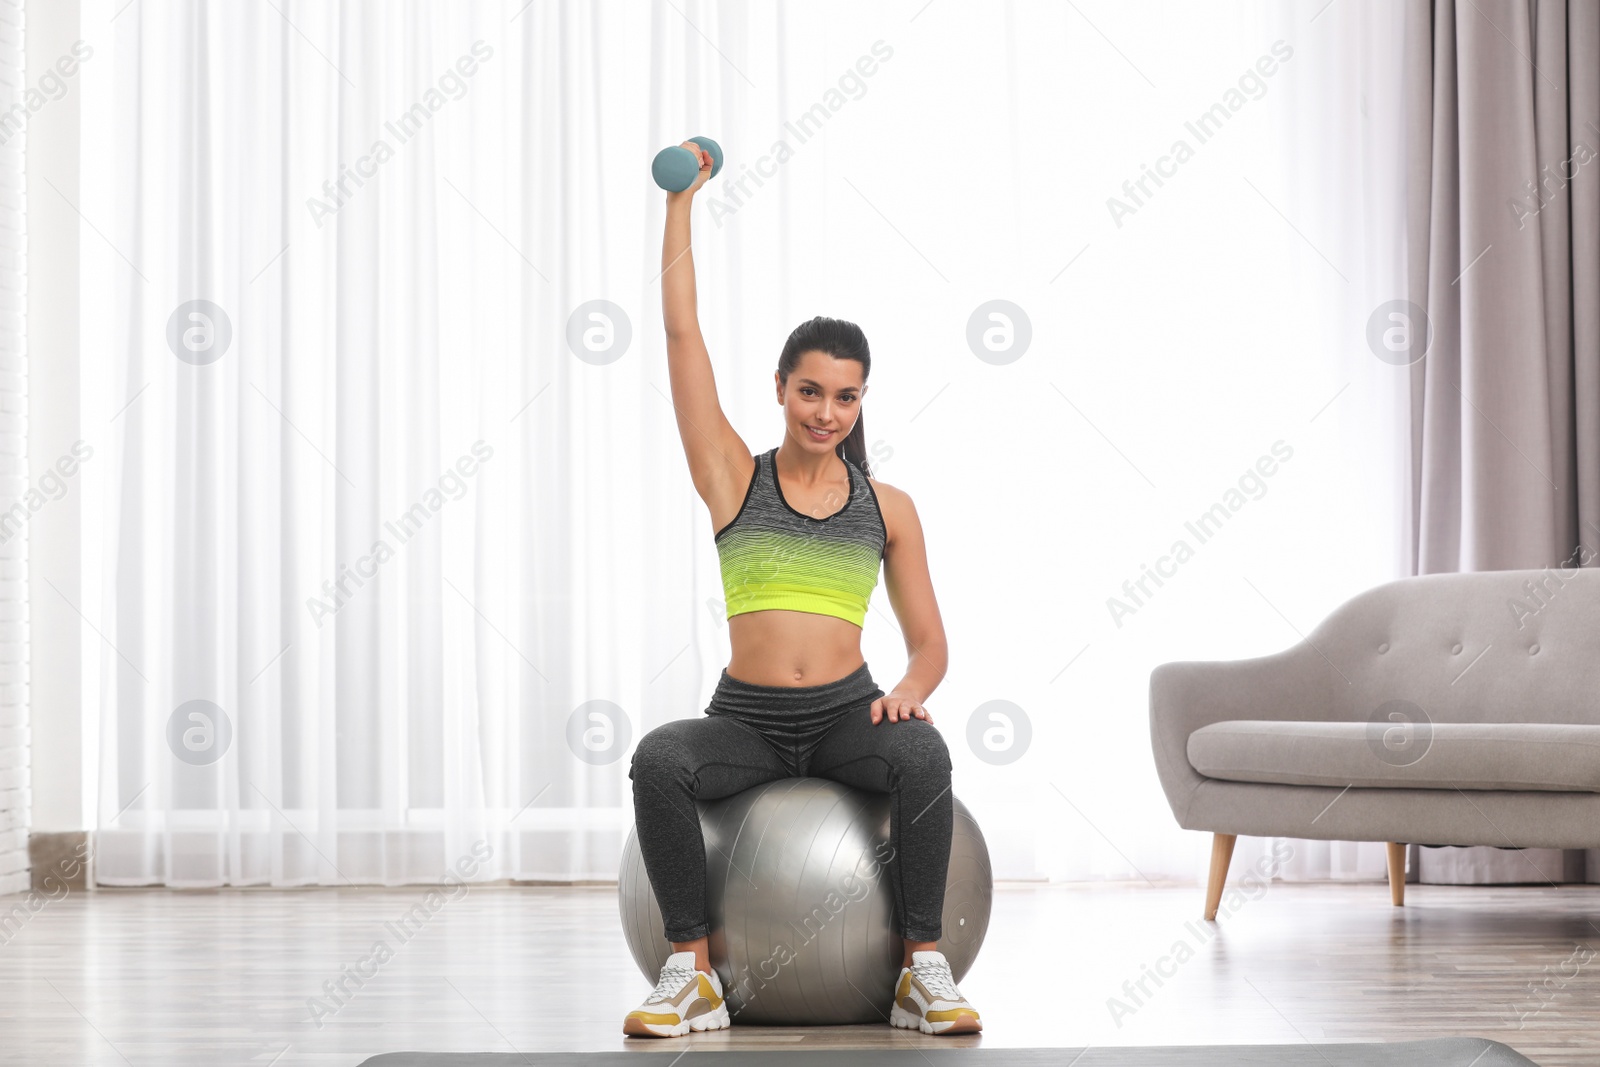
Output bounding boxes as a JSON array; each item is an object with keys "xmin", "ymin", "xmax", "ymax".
[{"xmin": 1149, "ymin": 642, "xmax": 1337, "ymax": 826}]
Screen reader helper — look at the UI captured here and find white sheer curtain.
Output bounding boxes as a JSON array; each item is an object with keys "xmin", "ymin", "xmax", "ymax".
[{"xmin": 77, "ymin": 0, "xmax": 1411, "ymax": 888}]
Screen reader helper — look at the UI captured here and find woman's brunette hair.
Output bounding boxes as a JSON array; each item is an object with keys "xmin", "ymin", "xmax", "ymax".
[{"xmin": 777, "ymin": 315, "xmax": 872, "ymax": 477}]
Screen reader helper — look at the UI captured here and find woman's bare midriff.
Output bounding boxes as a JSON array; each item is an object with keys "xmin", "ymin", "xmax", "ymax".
[{"xmin": 725, "ymin": 610, "xmax": 866, "ymax": 687}]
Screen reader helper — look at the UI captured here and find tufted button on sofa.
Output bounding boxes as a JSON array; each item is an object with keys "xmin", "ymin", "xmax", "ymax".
[{"xmin": 1149, "ymin": 567, "xmax": 1600, "ymax": 919}]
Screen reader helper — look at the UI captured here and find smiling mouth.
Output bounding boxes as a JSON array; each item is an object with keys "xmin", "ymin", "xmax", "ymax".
[{"xmin": 806, "ymin": 425, "xmax": 834, "ymax": 438}]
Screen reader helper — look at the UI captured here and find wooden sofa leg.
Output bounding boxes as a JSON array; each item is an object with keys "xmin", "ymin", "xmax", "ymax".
[
  {"xmin": 1386, "ymin": 842, "xmax": 1406, "ymax": 906},
  {"xmin": 1204, "ymin": 833, "xmax": 1236, "ymax": 920}
]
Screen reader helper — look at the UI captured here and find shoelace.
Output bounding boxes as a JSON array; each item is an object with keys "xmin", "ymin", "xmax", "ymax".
[
  {"xmin": 911, "ymin": 957, "xmax": 961, "ymax": 1001},
  {"xmin": 650, "ymin": 961, "xmax": 701, "ymax": 1002}
]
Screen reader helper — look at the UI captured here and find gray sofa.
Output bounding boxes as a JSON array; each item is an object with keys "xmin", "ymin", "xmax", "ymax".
[{"xmin": 1150, "ymin": 566, "xmax": 1600, "ymax": 919}]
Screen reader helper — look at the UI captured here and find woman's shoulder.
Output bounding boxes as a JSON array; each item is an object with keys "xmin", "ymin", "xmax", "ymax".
[
  {"xmin": 863, "ymin": 470, "xmax": 902, "ymax": 500},
  {"xmin": 862, "ymin": 471, "xmax": 912, "ymax": 548}
]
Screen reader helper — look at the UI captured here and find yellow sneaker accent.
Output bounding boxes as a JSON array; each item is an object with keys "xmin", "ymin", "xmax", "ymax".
[
  {"xmin": 623, "ymin": 955, "xmax": 731, "ymax": 1038},
  {"xmin": 888, "ymin": 950, "xmax": 982, "ymax": 1035}
]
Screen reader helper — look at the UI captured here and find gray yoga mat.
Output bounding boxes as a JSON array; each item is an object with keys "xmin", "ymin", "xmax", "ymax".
[{"xmin": 360, "ymin": 1036, "xmax": 1540, "ymax": 1066}]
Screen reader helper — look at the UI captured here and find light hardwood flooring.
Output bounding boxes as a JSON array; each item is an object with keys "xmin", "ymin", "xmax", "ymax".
[{"xmin": 1, "ymin": 880, "xmax": 1597, "ymax": 1065}]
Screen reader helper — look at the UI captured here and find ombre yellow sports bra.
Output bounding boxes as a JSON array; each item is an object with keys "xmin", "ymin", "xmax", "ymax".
[{"xmin": 714, "ymin": 447, "xmax": 887, "ymax": 627}]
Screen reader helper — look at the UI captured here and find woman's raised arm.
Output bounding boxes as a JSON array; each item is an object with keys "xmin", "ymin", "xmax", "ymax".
[{"xmin": 661, "ymin": 142, "xmax": 751, "ymax": 505}]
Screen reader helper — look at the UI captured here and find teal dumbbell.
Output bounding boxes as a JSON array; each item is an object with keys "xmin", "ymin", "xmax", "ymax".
[{"xmin": 652, "ymin": 135, "xmax": 723, "ymax": 192}]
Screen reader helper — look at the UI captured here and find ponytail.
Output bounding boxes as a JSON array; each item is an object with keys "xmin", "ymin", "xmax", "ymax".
[{"xmin": 836, "ymin": 412, "xmax": 870, "ymax": 478}]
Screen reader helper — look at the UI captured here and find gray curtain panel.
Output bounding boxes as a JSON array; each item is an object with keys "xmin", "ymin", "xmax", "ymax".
[{"xmin": 1404, "ymin": 0, "xmax": 1600, "ymax": 883}]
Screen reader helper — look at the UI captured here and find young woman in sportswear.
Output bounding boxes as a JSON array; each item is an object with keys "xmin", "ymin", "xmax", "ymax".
[{"xmin": 622, "ymin": 140, "xmax": 981, "ymax": 1039}]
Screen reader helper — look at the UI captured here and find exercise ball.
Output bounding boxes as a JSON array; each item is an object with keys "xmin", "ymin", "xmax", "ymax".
[{"xmin": 618, "ymin": 776, "xmax": 992, "ymax": 1026}]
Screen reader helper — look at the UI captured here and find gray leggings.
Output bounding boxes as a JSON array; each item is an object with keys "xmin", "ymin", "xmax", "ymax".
[{"xmin": 628, "ymin": 662, "xmax": 953, "ymax": 943}]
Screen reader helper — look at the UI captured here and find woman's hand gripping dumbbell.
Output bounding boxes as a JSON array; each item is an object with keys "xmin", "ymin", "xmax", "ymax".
[{"xmin": 652, "ymin": 136, "xmax": 723, "ymax": 194}]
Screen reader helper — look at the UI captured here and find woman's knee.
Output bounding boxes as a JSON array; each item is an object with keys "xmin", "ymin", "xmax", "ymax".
[
  {"xmin": 888, "ymin": 722, "xmax": 952, "ymax": 781},
  {"xmin": 629, "ymin": 724, "xmax": 695, "ymax": 786}
]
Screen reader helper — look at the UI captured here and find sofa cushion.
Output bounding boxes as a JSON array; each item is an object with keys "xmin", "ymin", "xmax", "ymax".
[{"xmin": 1187, "ymin": 720, "xmax": 1600, "ymax": 792}]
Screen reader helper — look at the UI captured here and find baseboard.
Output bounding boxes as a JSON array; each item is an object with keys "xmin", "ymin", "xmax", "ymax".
[
  {"xmin": 1417, "ymin": 844, "xmax": 1586, "ymax": 884},
  {"xmin": 28, "ymin": 831, "xmax": 91, "ymax": 894}
]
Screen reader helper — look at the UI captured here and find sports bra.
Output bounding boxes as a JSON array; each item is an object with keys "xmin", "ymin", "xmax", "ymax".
[{"xmin": 714, "ymin": 447, "xmax": 887, "ymax": 627}]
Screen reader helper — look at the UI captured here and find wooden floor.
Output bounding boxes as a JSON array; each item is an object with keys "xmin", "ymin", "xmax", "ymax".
[{"xmin": 0, "ymin": 879, "xmax": 1596, "ymax": 1065}]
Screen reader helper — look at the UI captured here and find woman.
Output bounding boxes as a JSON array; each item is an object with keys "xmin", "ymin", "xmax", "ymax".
[{"xmin": 622, "ymin": 141, "xmax": 981, "ymax": 1039}]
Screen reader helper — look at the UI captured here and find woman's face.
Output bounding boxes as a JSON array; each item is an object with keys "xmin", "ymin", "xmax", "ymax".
[{"xmin": 778, "ymin": 350, "xmax": 867, "ymax": 453}]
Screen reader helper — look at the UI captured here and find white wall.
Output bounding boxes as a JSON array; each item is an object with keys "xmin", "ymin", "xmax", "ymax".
[
  {"xmin": 0, "ymin": 0, "xmax": 25, "ymax": 895},
  {"xmin": 23, "ymin": 0, "xmax": 84, "ymax": 855}
]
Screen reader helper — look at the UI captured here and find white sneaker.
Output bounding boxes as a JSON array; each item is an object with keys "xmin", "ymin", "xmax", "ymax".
[
  {"xmin": 888, "ymin": 949, "xmax": 982, "ymax": 1035},
  {"xmin": 622, "ymin": 950, "xmax": 731, "ymax": 1038}
]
